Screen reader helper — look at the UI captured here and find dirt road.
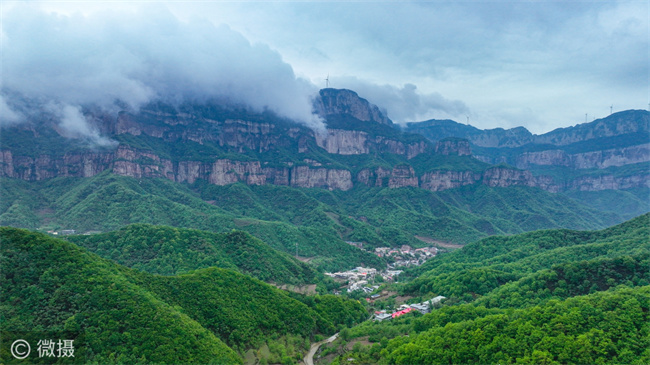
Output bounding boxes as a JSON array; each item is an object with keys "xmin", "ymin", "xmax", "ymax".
[{"xmin": 304, "ymin": 333, "xmax": 338, "ymax": 365}]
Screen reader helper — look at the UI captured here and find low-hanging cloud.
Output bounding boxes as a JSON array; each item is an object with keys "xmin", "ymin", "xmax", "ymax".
[
  {"xmin": 1, "ymin": 4, "xmax": 325, "ymax": 138},
  {"xmin": 331, "ymin": 77, "xmax": 470, "ymax": 124}
]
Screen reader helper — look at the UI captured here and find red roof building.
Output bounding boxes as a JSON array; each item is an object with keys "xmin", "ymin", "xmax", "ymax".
[{"xmin": 391, "ymin": 307, "xmax": 414, "ymax": 318}]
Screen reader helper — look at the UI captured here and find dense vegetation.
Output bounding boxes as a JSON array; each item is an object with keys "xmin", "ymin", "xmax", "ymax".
[
  {"xmin": 0, "ymin": 227, "xmax": 240, "ymax": 364},
  {"xmin": 338, "ymin": 286, "xmax": 650, "ymax": 365},
  {"xmin": 402, "ymin": 213, "xmax": 649, "ymax": 299},
  {"xmin": 0, "ymin": 174, "xmax": 383, "ymax": 271},
  {"xmin": 67, "ymin": 224, "xmax": 317, "ymax": 284},
  {"xmin": 0, "ymin": 228, "xmax": 368, "ymax": 363},
  {"xmin": 327, "ymin": 214, "xmax": 649, "ymax": 364},
  {"xmin": 1, "ymin": 169, "xmax": 621, "ymax": 271}
]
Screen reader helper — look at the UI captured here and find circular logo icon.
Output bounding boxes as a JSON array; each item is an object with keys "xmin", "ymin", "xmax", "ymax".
[{"xmin": 11, "ymin": 339, "xmax": 31, "ymax": 359}]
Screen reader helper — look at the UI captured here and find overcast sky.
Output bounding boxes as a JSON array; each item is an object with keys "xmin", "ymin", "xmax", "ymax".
[{"xmin": 1, "ymin": 1, "xmax": 648, "ymax": 134}]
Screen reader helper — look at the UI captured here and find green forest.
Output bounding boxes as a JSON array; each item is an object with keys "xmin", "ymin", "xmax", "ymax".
[
  {"xmin": 0, "ymin": 228, "xmax": 367, "ymax": 364},
  {"xmin": 67, "ymin": 224, "xmax": 317, "ymax": 285},
  {"xmin": 321, "ymin": 214, "xmax": 650, "ymax": 364},
  {"xmin": 0, "ymin": 169, "xmax": 632, "ymax": 271}
]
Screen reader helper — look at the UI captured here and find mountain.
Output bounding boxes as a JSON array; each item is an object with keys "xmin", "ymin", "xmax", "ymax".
[
  {"xmin": 0, "ymin": 88, "xmax": 639, "ymax": 270},
  {"xmin": 402, "ymin": 212, "xmax": 650, "ymax": 299},
  {"xmin": 404, "ymin": 110, "xmax": 650, "ymax": 194},
  {"xmin": 66, "ymin": 224, "xmax": 318, "ymax": 284},
  {"xmin": 327, "ymin": 214, "xmax": 650, "ymax": 365},
  {"xmin": 0, "ymin": 88, "xmax": 612, "ymax": 193},
  {"xmin": 0, "ymin": 227, "xmax": 368, "ymax": 363},
  {"xmin": 405, "ymin": 110, "xmax": 649, "ymax": 149}
]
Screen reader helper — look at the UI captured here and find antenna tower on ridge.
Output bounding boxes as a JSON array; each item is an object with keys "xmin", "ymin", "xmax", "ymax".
[
  {"xmin": 325, "ymin": 74, "xmax": 330, "ymax": 88},
  {"xmin": 610, "ymin": 105, "xmax": 613, "ymax": 115}
]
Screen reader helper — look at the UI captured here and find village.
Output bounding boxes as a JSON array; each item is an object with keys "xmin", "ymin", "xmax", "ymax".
[
  {"xmin": 327, "ymin": 244, "xmax": 439, "ymax": 291},
  {"xmin": 372, "ymin": 295, "xmax": 446, "ymax": 321},
  {"xmin": 323, "ymin": 244, "xmax": 445, "ymax": 320}
]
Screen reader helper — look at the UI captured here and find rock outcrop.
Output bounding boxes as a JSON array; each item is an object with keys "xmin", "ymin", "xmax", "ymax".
[
  {"xmin": 388, "ymin": 166, "xmax": 419, "ymax": 188},
  {"xmin": 569, "ymin": 174, "xmax": 650, "ymax": 191},
  {"xmin": 315, "ymin": 129, "xmax": 370, "ymax": 155},
  {"xmin": 435, "ymin": 138, "xmax": 472, "ymax": 156},
  {"xmin": 314, "ymin": 88, "xmax": 392, "ymax": 125},
  {"xmin": 420, "ymin": 171, "xmax": 479, "ymax": 191},
  {"xmin": 514, "ymin": 144, "xmax": 650, "ymax": 169},
  {"xmin": 481, "ymin": 166, "xmax": 536, "ymax": 188}
]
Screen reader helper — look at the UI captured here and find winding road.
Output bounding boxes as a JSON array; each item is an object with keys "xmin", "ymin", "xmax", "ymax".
[{"xmin": 304, "ymin": 333, "xmax": 338, "ymax": 365}]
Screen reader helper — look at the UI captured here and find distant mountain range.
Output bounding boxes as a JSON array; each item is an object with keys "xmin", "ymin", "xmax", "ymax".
[
  {"xmin": 2, "ymin": 89, "xmax": 647, "ymax": 195},
  {"xmin": 405, "ymin": 109, "xmax": 649, "ymax": 192},
  {"xmin": 1, "ymin": 88, "xmax": 648, "ymax": 267}
]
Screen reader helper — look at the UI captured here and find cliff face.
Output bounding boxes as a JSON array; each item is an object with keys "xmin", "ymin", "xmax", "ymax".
[
  {"xmin": 7, "ymin": 144, "xmax": 643, "ymax": 193},
  {"xmin": 406, "ymin": 110, "xmax": 650, "ymax": 192},
  {"xmin": 315, "ymin": 129, "xmax": 370, "ymax": 155},
  {"xmin": 435, "ymin": 138, "xmax": 472, "ymax": 156},
  {"xmin": 3, "ymin": 90, "xmax": 647, "ymax": 194},
  {"xmin": 514, "ymin": 144, "xmax": 649, "ymax": 169},
  {"xmin": 569, "ymin": 174, "xmax": 650, "ymax": 191},
  {"xmin": 420, "ymin": 171, "xmax": 479, "ymax": 191},
  {"xmin": 0, "ymin": 147, "xmax": 356, "ymax": 191},
  {"xmin": 314, "ymin": 88, "xmax": 392, "ymax": 126}
]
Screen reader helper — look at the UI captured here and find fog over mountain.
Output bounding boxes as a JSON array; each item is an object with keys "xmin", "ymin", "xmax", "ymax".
[
  {"xmin": 1, "ymin": 1, "xmax": 647, "ymax": 136},
  {"xmin": 0, "ymin": 5, "xmax": 325, "ymax": 139}
]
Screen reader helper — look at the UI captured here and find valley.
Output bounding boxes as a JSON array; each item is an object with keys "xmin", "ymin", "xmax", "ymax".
[{"xmin": 1, "ymin": 88, "xmax": 648, "ymax": 364}]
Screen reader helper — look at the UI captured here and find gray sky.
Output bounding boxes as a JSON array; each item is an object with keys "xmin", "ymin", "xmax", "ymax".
[{"xmin": 1, "ymin": 1, "xmax": 648, "ymax": 134}]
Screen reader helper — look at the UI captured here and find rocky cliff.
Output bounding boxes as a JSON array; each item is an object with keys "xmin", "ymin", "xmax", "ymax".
[
  {"xmin": 0, "ymin": 147, "xmax": 356, "ymax": 191},
  {"xmin": 3, "ymin": 90, "xmax": 647, "ymax": 194},
  {"xmin": 407, "ymin": 110, "xmax": 650, "ymax": 148},
  {"xmin": 435, "ymin": 138, "xmax": 472, "ymax": 156},
  {"xmin": 513, "ymin": 144, "xmax": 649, "ymax": 170},
  {"xmin": 314, "ymin": 88, "xmax": 392, "ymax": 126}
]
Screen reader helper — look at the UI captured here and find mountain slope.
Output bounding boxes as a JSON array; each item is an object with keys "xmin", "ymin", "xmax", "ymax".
[
  {"xmin": 329, "ymin": 214, "xmax": 650, "ymax": 365},
  {"xmin": 0, "ymin": 227, "xmax": 241, "ymax": 364},
  {"xmin": 403, "ymin": 213, "xmax": 650, "ymax": 299},
  {"xmin": 67, "ymin": 224, "xmax": 317, "ymax": 284},
  {"xmin": 381, "ymin": 286, "xmax": 650, "ymax": 365},
  {"xmin": 0, "ymin": 228, "xmax": 369, "ymax": 362},
  {"xmin": 404, "ymin": 110, "xmax": 650, "ymax": 202}
]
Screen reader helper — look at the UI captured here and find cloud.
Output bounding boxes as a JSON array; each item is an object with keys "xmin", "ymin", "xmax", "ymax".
[
  {"xmin": 189, "ymin": 1, "xmax": 646, "ymax": 133},
  {"xmin": 0, "ymin": 95, "xmax": 22, "ymax": 126},
  {"xmin": 49, "ymin": 103, "xmax": 118, "ymax": 147},
  {"xmin": 331, "ymin": 77, "xmax": 470, "ymax": 124},
  {"xmin": 1, "ymin": 4, "xmax": 325, "ymax": 134}
]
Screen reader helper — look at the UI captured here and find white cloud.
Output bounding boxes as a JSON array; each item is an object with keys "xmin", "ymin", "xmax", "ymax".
[
  {"xmin": 1, "ymin": 1, "xmax": 647, "ymax": 136},
  {"xmin": 53, "ymin": 104, "xmax": 117, "ymax": 147},
  {"xmin": 1, "ymin": 4, "xmax": 325, "ymax": 133},
  {"xmin": 331, "ymin": 77, "xmax": 469, "ymax": 124},
  {"xmin": 0, "ymin": 95, "xmax": 22, "ymax": 126}
]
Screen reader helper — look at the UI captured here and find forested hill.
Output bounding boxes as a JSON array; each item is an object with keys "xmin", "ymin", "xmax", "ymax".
[
  {"xmin": 2, "ymin": 171, "xmax": 622, "ymax": 272},
  {"xmin": 328, "ymin": 214, "xmax": 650, "ymax": 365},
  {"xmin": 403, "ymin": 213, "xmax": 649, "ymax": 299},
  {"xmin": 0, "ymin": 228, "xmax": 368, "ymax": 363},
  {"xmin": 67, "ymin": 224, "xmax": 317, "ymax": 285}
]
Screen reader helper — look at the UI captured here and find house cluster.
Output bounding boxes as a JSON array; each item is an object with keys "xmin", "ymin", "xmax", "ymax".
[
  {"xmin": 381, "ymin": 269, "xmax": 403, "ymax": 282},
  {"xmin": 47, "ymin": 229, "xmax": 77, "ymax": 235},
  {"xmin": 374, "ymin": 245, "xmax": 438, "ymax": 267},
  {"xmin": 373, "ymin": 296, "xmax": 446, "ymax": 321},
  {"xmin": 47, "ymin": 230, "xmax": 101, "ymax": 236},
  {"xmin": 325, "ymin": 267, "xmax": 381, "ymax": 292}
]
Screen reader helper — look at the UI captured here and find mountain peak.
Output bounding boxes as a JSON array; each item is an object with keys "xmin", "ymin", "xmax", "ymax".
[{"xmin": 314, "ymin": 88, "xmax": 393, "ymax": 126}]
